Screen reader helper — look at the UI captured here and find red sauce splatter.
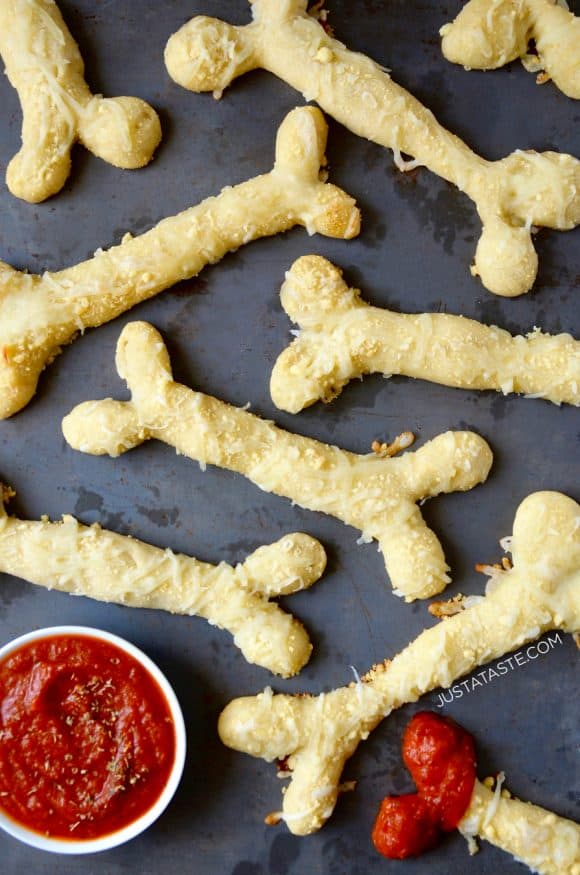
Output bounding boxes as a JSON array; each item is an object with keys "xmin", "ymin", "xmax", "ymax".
[
  {"xmin": 372, "ymin": 711, "xmax": 476, "ymax": 859},
  {"xmin": 0, "ymin": 634, "xmax": 176, "ymax": 840}
]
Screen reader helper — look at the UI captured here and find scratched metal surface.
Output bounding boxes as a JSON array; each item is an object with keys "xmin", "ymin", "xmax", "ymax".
[{"xmin": 0, "ymin": 1, "xmax": 578, "ymax": 873}]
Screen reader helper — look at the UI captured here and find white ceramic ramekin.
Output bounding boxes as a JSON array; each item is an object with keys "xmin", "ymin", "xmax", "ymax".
[{"xmin": 0, "ymin": 625, "xmax": 186, "ymax": 854}]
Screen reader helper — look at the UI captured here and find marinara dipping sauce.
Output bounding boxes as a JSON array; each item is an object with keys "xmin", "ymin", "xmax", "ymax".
[
  {"xmin": 0, "ymin": 629, "xmax": 181, "ymax": 845},
  {"xmin": 372, "ymin": 711, "xmax": 476, "ymax": 860}
]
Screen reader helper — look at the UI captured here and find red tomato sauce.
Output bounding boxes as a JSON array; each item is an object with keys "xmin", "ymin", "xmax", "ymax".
[
  {"xmin": 0, "ymin": 634, "xmax": 176, "ymax": 840},
  {"xmin": 372, "ymin": 711, "xmax": 476, "ymax": 859}
]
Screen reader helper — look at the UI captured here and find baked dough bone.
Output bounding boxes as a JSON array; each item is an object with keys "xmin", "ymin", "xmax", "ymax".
[
  {"xmin": 0, "ymin": 484, "xmax": 326, "ymax": 677},
  {"xmin": 218, "ymin": 491, "xmax": 580, "ymax": 836},
  {"xmin": 0, "ymin": 105, "xmax": 360, "ymax": 421},
  {"xmin": 270, "ymin": 255, "xmax": 580, "ymax": 412},
  {"xmin": 164, "ymin": 0, "xmax": 580, "ymax": 297},
  {"xmin": 0, "ymin": 0, "xmax": 162, "ymax": 203},
  {"xmin": 440, "ymin": 0, "xmax": 580, "ymax": 100},
  {"xmin": 459, "ymin": 776, "xmax": 580, "ymax": 875},
  {"xmin": 61, "ymin": 321, "xmax": 492, "ymax": 602}
]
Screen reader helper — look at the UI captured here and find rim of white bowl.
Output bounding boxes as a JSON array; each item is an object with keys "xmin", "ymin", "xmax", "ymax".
[{"xmin": 0, "ymin": 625, "xmax": 187, "ymax": 855}]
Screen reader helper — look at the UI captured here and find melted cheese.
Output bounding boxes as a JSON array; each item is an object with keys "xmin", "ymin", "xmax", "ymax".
[
  {"xmin": 165, "ymin": 0, "xmax": 580, "ymax": 294},
  {"xmin": 270, "ymin": 257, "xmax": 580, "ymax": 414},
  {"xmin": 0, "ymin": 0, "xmax": 161, "ymax": 203},
  {"xmin": 0, "ymin": 108, "xmax": 359, "ymax": 420},
  {"xmin": 62, "ymin": 323, "xmax": 493, "ymax": 601},
  {"xmin": 218, "ymin": 492, "xmax": 580, "ymax": 839},
  {"xmin": 0, "ymin": 499, "xmax": 326, "ymax": 677}
]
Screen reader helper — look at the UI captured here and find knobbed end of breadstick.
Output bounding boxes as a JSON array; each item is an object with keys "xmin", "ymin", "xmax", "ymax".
[
  {"xmin": 276, "ymin": 756, "xmax": 345, "ymax": 836},
  {"xmin": 378, "ymin": 509, "xmax": 451, "ymax": 602},
  {"xmin": 306, "ymin": 189, "xmax": 361, "ymax": 239},
  {"xmin": 510, "ymin": 491, "xmax": 580, "ymax": 582},
  {"xmin": 220, "ymin": 690, "xmax": 358, "ymax": 835},
  {"xmin": 275, "ymin": 107, "xmax": 330, "ymax": 182},
  {"xmin": 233, "ymin": 533, "xmax": 326, "ymax": 677},
  {"xmin": 219, "ymin": 686, "xmax": 360, "ymax": 835},
  {"xmin": 79, "ymin": 97, "xmax": 162, "ymax": 169},
  {"xmin": 234, "ymin": 616, "xmax": 313, "ymax": 679},
  {"xmin": 401, "ymin": 431, "xmax": 493, "ymax": 500},
  {"xmin": 441, "ymin": 0, "xmax": 580, "ymax": 99},
  {"xmin": 62, "ymin": 399, "xmax": 147, "ymax": 457},
  {"xmin": 1, "ymin": 1, "xmax": 162, "ymax": 201},
  {"xmin": 0, "ymin": 347, "xmax": 45, "ymax": 421},
  {"xmin": 6, "ymin": 145, "xmax": 72, "ymax": 205},
  {"xmin": 535, "ymin": 12, "xmax": 580, "ymax": 99},
  {"xmin": 440, "ymin": 0, "xmax": 528, "ymax": 69},
  {"xmin": 219, "ymin": 689, "xmax": 304, "ymax": 760},
  {"xmin": 274, "ymin": 109, "xmax": 361, "ymax": 239},
  {"xmin": 62, "ymin": 321, "xmax": 171, "ymax": 454},
  {"xmin": 115, "ymin": 321, "xmax": 174, "ymax": 401},
  {"xmin": 270, "ymin": 334, "xmax": 350, "ymax": 413},
  {"xmin": 475, "ymin": 148, "xmax": 580, "ymax": 294},
  {"xmin": 502, "ymin": 151, "xmax": 580, "ymax": 230},
  {"xmin": 241, "ymin": 533, "xmax": 327, "ymax": 597},
  {"xmin": 474, "ymin": 219, "xmax": 538, "ymax": 297},
  {"xmin": 281, "ymin": 256, "xmax": 361, "ymax": 327},
  {"xmin": 379, "ymin": 431, "xmax": 491, "ymax": 598},
  {"xmin": 271, "ymin": 255, "xmax": 364, "ymax": 412},
  {"xmin": 164, "ymin": 17, "xmax": 257, "ymax": 93}
]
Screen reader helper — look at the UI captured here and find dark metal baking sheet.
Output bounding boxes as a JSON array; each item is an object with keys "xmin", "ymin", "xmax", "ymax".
[{"xmin": 0, "ymin": 1, "xmax": 578, "ymax": 872}]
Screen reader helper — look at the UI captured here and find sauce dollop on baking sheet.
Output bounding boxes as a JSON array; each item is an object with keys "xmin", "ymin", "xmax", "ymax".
[
  {"xmin": 0, "ymin": 634, "xmax": 176, "ymax": 839},
  {"xmin": 372, "ymin": 711, "xmax": 476, "ymax": 859}
]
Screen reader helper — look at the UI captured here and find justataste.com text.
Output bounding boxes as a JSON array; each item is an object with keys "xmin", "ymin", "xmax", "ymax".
[{"xmin": 436, "ymin": 633, "xmax": 563, "ymax": 707}]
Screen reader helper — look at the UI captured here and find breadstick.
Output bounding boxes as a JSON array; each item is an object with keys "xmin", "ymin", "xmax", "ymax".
[
  {"xmin": 0, "ymin": 106, "xmax": 359, "ymax": 420},
  {"xmin": 373, "ymin": 713, "xmax": 580, "ymax": 874},
  {"xmin": 61, "ymin": 321, "xmax": 492, "ymax": 602},
  {"xmin": 164, "ymin": 0, "xmax": 580, "ymax": 297},
  {"xmin": 0, "ymin": 485, "xmax": 326, "ymax": 677},
  {"xmin": 0, "ymin": 0, "xmax": 162, "ymax": 202},
  {"xmin": 217, "ymin": 491, "xmax": 580, "ymax": 835},
  {"xmin": 270, "ymin": 255, "xmax": 580, "ymax": 413},
  {"xmin": 441, "ymin": 0, "xmax": 580, "ymax": 99},
  {"xmin": 459, "ymin": 776, "xmax": 580, "ymax": 875}
]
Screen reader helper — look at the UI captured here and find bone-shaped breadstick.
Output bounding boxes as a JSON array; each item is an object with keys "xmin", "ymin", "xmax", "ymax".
[
  {"xmin": 459, "ymin": 776, "xmax": 580, "ymax": 875},
  {"xmin": 440, "ymin": 0, "xmax": 580, "ymax": 99},
  {"xmin": 0, "ymin": 0, "xmax": 162, "ymax": 202},
  {"xmin": 217, "ymin": 491, "xmax": 580, "ymax": 835},
  {"xmin": 270, "ymin": 255, "xmax": 580, "ymax": 413},
  {"xmin": 61, "ymin": 321, "xmax": 492, "ymax": 602},
  {"xmin": 0, "ymin": 106, "xmax": 359, "ymax": 421},
  {"xmin": 0, "ymin": 484, "xmax": 326, "ymax": 677},
  {"xmin": 373, "ymin": 714, "xmax": 580, "ymax": 873},
  {"xmin": 164, "ymin": 0, "xmax": 580, "ymax": 298}
]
